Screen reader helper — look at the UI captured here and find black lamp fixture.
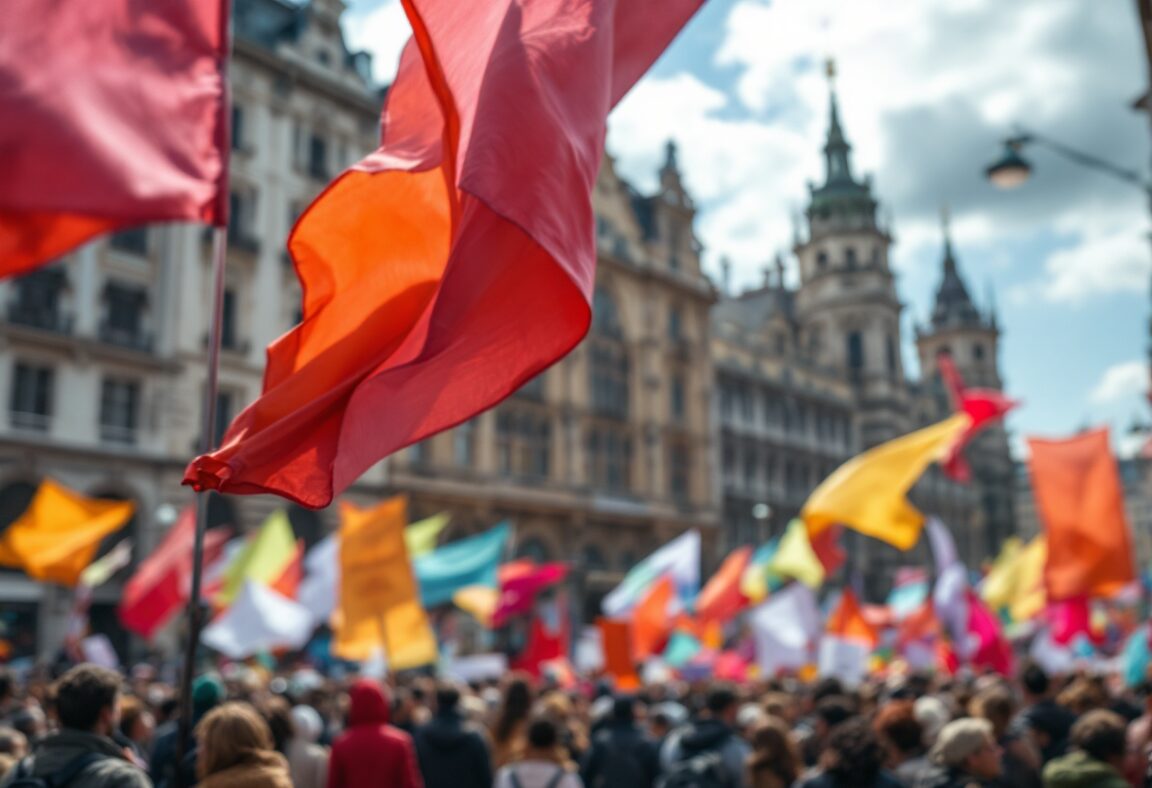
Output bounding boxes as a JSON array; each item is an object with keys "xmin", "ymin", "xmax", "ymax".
[{"xmin": 985, "ymin": 135, "xmax": 1033, "ymax": 189}]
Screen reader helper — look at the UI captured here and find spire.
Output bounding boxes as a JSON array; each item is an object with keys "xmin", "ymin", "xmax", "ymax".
[
  {"xmin": 662, "ymin": 139, "xmax": 679, "ymax": 173},
  {"xmin": 930, "ymin": 206, "xmax": 981, "ymax": 329},
  {"xmin": 823, "ymin": 58, "xmax": 854, "ymax": 186}
]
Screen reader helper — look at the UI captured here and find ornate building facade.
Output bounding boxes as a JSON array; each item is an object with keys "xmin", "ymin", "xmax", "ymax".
[{"xmin": 715, "ymin": 73, "xmax": 1015, "ymax": 597}]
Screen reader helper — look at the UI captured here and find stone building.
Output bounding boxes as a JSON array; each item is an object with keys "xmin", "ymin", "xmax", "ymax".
[{"xmin": 714, "ymin": 70, "xmax": 1014, "ymax": 598}]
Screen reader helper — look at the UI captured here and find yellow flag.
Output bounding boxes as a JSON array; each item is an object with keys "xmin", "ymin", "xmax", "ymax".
[
  {"xmin": 766, "ymin": 519, "xmax": 825, "ymax": 589},
  {"xmin": 453, "ymin": 585, "xmax": 499, "ymax": 627},
  {"xmin": 1011, "ymin": 537, "xmax": 1047, "ymax": 623},
  {"xmin": 0, "ymin": 479, "xmax": 133, "ymax": 586},
  {"xmin": 218, "ymin": 510, "xmax": 297, "ymax": 605},
  {"xmin": 980, "ymin": 537, "xmax": 1023, "ymax": 611},
  {"xmin": 334, "ymin": 496, "xmax": 437, "ymax": 669},
  {"xmin": 404, "ymin": 512, "xmax": 451, "ymax": 558},
  {"xmin": 802, "ymin": 414, "xmax": 970, "ymax": 550}
]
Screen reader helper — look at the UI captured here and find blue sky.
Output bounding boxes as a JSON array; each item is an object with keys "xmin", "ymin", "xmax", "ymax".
[{"xmin": 341, "ymin": 0, "xmax": 1152, "ymax": 459}]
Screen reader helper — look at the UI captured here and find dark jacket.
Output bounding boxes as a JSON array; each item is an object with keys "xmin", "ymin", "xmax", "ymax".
[
  {"xmin": 1042, "ymin": 751, "xmax": 1128, "ymax": 788},
  {"xmin": 580, "ymin": 721, "xmax": 658, "ymax": 788},
  {"xmin": 0, "ymin": 729, "xmax": 151, "ymax": 788},
  {"xmin": 414, "ymin": 710, "xmax": 492, "ymax": 788},
  {"xmin": 1014, "ymin": 700, "xmax": 1075, "ymax": 764},
  {"xmin": 148, "ymin": 720, "xmax": 197, "ymax": 788},
  {"xmin": 661, "ymin": 719, "xmax": 749, "ymax": 788},
  {"xmin": 327, "ymin": 679, "xmax": 423, "ymax": 788},
  {"xmin": 796, "ymin": 768, "xmax": 904, "ymax": 788}
]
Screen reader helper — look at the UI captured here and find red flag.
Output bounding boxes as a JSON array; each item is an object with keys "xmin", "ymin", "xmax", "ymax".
[
  {"xmin": 937, "ymin": 354, "xmax": 1017, "ymax": 482},
  {"xmin": 598, "ymin": 618, "xmax": 638, "ymax": 691},
  {"xmin": 510, "ymin": 590, "xmax": 570, "ymax": 677},
  {"xmin": 183, "ymin": 0, "xmax": 705, "ymax": 507},
  {"xmin": 269, "ymin": 540, "xmax": 305, "ymax": 600},
  {"xmin": 119, "ymin": 508, "xmax": 229, "ymax": 639},
  {"xmin": 811, "ymin": 525, "xmax": 846, "ymax": 575},
  {"xmin": 632, "ymin": 576, "xmax": 675, "ymax": 660},
  {"xmin": 695, "ymin": 547, "xmax": 751, "ymax": 624},
  {"xmin": 0, "ymin": 0, "xmax": 227, "ymax": 277},
  {"xmin": 1029, "ymin": 428, "xmax": 1135, "ymax": 600},
  {"xmin": 493, "ymin": 562, "xmax": 568, "ymax": 628}
]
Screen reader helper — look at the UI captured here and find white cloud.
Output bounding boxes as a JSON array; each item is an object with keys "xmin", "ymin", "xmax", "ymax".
[
  {"xmin": 341, "ymin": 0, "xmax": 409, "ymax": 84},
  {"xmin": 1089, "ymin": 360, "xmax": 1147, "ymax": 406},
  {"xmin": 1034, "ymin": 224, "xmax": 1150, "ymax": 305}
]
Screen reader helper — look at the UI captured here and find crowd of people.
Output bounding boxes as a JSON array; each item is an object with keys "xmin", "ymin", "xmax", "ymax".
[{"xmin": 0, "ymin": 660, "xmax": 1151, "ymax": 787}]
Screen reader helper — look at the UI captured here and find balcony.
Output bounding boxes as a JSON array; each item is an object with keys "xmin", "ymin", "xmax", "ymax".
[
  {"xmin": 7, "ymin": 305, "xmax": 73, "ymax": 334},
  {"xmin": 98, "ymin": 323, "xmax": 153, "ymax": 353},
  {"xmin": 99, "ymin": 424, "xmax": 137, "ymax": 446},
  {"xmin": 9, "ymin": 411, "xmax": 50, "ymax": 433}
]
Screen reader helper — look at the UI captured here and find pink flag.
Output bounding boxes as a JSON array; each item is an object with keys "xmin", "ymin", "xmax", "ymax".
[
  {"xmin": 0, "ymin": 0, "xmax": 227, "ymax": 277},
  {"xmin": 938, "ymin": 354, "xmax": 1017, "ymax": 482},
  {"xmin": 964, "ymin": 589, "xmax": 1013, "ymax": 675}
]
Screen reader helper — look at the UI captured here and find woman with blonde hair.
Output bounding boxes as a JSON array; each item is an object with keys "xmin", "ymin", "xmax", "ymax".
[
  {"xmin": 746, "ymin": 717, "xmax": 801, "ymax": 788},
  {"xmin": 196, "ymin": 701, "xmax": 292, "ymax": 788}
]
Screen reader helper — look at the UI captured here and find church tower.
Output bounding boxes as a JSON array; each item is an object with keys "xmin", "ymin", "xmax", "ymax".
[
  {"xmin": 795, "ymin": 61, "xmax": 909, "ymax": 448},
  {"xmin": 915, "ymin": 210, "xmax": 1017, "ymax": 556}
]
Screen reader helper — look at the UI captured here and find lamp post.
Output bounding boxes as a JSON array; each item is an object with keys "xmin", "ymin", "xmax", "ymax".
[{"xmin": 751, "ymin": 501, "xmax": 771, "ymax": 543}]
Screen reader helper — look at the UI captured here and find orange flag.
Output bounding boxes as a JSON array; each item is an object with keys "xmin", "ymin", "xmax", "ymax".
[
  {"xmin": 598, "ymin": 618, "xmax": 638, "ymax": 691},
  {"xmin": 632, "ymin": 575, "xmax": 674, "ymax": 660},
  {"xmin": 270, "ymin": 540, "xmax": 305, "ymax": 600},
  {"xmin": 826, "ymin": 589, "xmax": 878, "ymax": 648},
  {"xmin": 695, "ymin": 547, "xmax": 751, "ymax": 624},
  {"xmin": 183, "ymin": 0, "xmax": 705, "ymax": 507},
  {"xmin": 0, "ymin": 479, "xmax": 133, "ymax": 586},
  {"xmin": 0, "ymin": 0, "xmax": 226, "ymax": 277},
  {"xmin": 333, "ymin": 496, "xmax": 437, "ymax": 669},
  {"xmin": 1028, "ymin": 428, "xmax": 1135, "ymax": 600}
]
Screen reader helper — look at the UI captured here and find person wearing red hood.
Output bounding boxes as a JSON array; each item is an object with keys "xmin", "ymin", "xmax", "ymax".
[{"xmin": 327, "ymin": 679, "xmax": 423, "ymax": 788}]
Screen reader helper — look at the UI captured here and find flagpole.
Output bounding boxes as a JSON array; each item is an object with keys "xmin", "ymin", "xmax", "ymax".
[{"xmin": 175, "ymin": 0, "xmax": 233, "ymax": 777}]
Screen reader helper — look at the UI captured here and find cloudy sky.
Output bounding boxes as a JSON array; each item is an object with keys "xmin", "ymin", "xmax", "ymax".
[{"xmin": 341, "ymin": 0, "xmax": 1151, "ymax": 458}]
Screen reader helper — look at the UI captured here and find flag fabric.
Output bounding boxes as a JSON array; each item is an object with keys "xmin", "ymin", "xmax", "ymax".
[
  {"xmin": 298, "ymin": 534, "xmax": 340, "ymax": 623},
  {"xmin": 333, "ymin": 497, "xmax": 437, "ymax": 669},
  {"xmin": 663, "ymin": 630, "xmax": 703, "ymax": 668},
  {"xmin": 740, "ymin": 538, "xmax": 783, "ymax": 603},
  {"xmin": 818, "ymin": 589, "xmax": 877, "ymax": 687},
  {"xmin": 695, "ymin": 547, "xmax": 751, "ymax": 624},
  {"xmin": 1028, "ymin": 428, "xmax": 1135, "ymax": 601},
  {"xmin": 887, "ymin": 568, "xmax": 930, "ymax": 622},
  {"xmin": 1011, "ymin": 538, "xmax": 1048, "ymax": 623},
  {"xmin": 415, "ymin": 522, "xmax": 511, "ymax": 608},
  {"xmin": 510, "ymin": 589, "xmax": 570, "ymax": 677},
  {"xmin": 1122, "ymin": 625, "xmax": 1151, "ymax": 687},
  {"xmin": 1047, "ymin": 596, "xmax": 1096, "ymax": 647},
  {"xmin": 0, "ymin": 0, "xmax": 227, "ymax": 278},
  {"xmin": 184, "ymin": 0, "xmax": 705, "ymax": 508},
  {"xmin": 802, "ymin": 414, "xmax": 970, "ymax": 550},
  {"xmin": 603, "ymin": 530, "xmax": 700, "ymax": 618},
  {"xmin": 766, "ymin": 519, "xmax": 825, "ymax": 589},
  {"xmin": 217, "ymin": 510, "xmax": 297, "ymax": 606},
  {"xmin": 964, "ymin": 589, "xmax": 1013, "ymax": 675},
  {"xmin": 598, "ymin": 618, "xmax": 639, "ymax": 691},
  {"xmin": 269, "ymin": 540, "xmax": 305, "ymax": 599},
  {"xmin": 926, "ymin": 519, "xmax": 967, "ymax": 643},
  {"xmin": 748, "ymin": 583, "xmax": 820, "ymax": 676},
  {"xmin": 492, "ymin": 562, "xmax": 568, "ymax": 627},
  {"xmin": 202, "ymin": 580, "xmax": 315, "ymax": 659},
  {"xmin": 936, "ymin": 354, "xmax": 1018, "ymax": 482},
  {"xmin": 632, "ymin": 576, "xmax": 675, "ymax": 660},
  {"xmin": 810, "ymin": 525, "xmax": 847, "ymax": 576},
  {"xmin": 80, "ymin": 540, "xmax": 133, "ymax": 588},
  {"xmin": 404, "ymin": 512, "xmax": 451, "ymax": 558},
  {"xmin": 0, "ymin": 479, "xmax": 134, "ymax": 586},
  {"xmin": 453, "ymin": 586, "xmax": 500, "ymax": 627}
]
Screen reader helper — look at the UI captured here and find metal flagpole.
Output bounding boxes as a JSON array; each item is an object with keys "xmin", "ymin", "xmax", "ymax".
[{"xmin": 174, "ymin": 0, "xmax": 233, "ymax": 780}]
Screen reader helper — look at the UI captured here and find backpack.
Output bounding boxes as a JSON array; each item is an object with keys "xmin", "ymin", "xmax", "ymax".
[
  {"xmin": 8, "ymin": 751, "xmax": 106, "ymax": 788},
  {"xmin": 659, "ymin": 749, "xmax": 731, "ymax": 788}
]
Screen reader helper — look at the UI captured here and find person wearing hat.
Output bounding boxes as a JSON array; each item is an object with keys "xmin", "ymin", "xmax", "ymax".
[{"xmin": 149, "ymin": 674, "xmax": 225, "ymax": 788}]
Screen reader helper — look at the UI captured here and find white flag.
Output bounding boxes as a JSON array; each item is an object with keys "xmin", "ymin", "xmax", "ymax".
[
  {"xmin": 749, "ymin": 583, "xmax": 820, "ymax": 675},
  {"xmin": 927, "ymin": 518, "xmax": 968, "ymax": 644},
  {"xmin": 202, "ymin": 580, "xmax": 314, "ymax": 659},
  {"xmin": 299, "ymin": 534, "xmax": 340, "ymax": 623},
  {"xmin": 602, "ymin": 530, "xmax": 699, "ymax": 618}
]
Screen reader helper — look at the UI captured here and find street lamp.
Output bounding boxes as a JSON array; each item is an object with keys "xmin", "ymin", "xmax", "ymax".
[
  {"xmin": 984, "ymin": 129, "xmax": 1152, "ymax": 197},
  {"xmin": 751, "ymin": 502, "xmax": 771, "ymax": 542},
  {"xmin": 985, "ymin": 137, "xmax": 1032, "ymax": 189}
]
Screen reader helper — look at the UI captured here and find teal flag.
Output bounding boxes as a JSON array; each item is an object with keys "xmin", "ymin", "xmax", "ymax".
[
  {"xmin": 416, "ymin": 522, "xmax": 510, "ymax": 607},
  {"xmin": 664, "ymin": 631, "xmax": 702, "ymax": 668}
]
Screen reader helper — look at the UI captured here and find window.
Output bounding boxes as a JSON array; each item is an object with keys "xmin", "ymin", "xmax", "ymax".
[
  {"xmin": 847, "ymin": 331, "xmax": 864, "ymax": 373},
  {"xmin": 973, "ymin": 344, "xmax": 985, "ymax": 362},
  {"xmin": 109, "ymin": 227, "xmax": 149, "ymax": 256},
  {"xmin": 9, "ymin": 362, "xmax": 53, "ymax": 431},
  {"xmin": 454, "ymin": 420, "xmax": 475, "ymax": 467},
  {"xmin": 220, "ymin": 289, "xmax": 238, "ymax": 350},
  {"xmin": 582, "ymin": 545, "xmax": 607, "ymax": 571},
  {"xmin": 667, "ymin": 306, "xmax": 683, "ymax": 341},
  {"xmin": 101, "ymin": 283, "xmax": 147, "ymax": 349},
  {"xmin": 886, "ymin": 334, "xmax": 898, "ymax": 378},
  {"xmin": 670, "ymin": 375, "xmax": 686, "ymax": 420},
  {"xmin": 816, "ymin": 251, "xmax": 829, "ymax": 270},
  {"xmin": 514, "ymin": 372, "xmax": 546, "ymax": 401},
  {"xmin": 742, "ymin": 449, "xmax": 757, "ymax": 488},
  {"xmin": 10, "ymin": 267, "xmax": 69, "ymax": 332},
  {"xmin": 592, "ymin": 287, "xmax": 623, "ymax": 338},
  {"xmin": 409, "ymin": 440, "xmax": 429, "ymax": 466},
  {"xmin": 99, "ymin": 378, "xmax": 139, "ymax": 444},
  {"xmin": 497, "ymin": 409, "xmax": 550, "ymax": 479},
  {"xmin": 227, "ymin": 191, "xmax": 259, "ymax": 251},
  {"xmin": 231, "ymin": 105, "xmax": 245, "ymax": 151},
  {"xmin": 517, "ymin": 538, "xmax": 550, "ymax": 562},
  {"xmin": 308, "ymin": 134, "xmax": 328, "ymax": 180},
  {"xmin": 212, "ymin": 389, "xmax": 234, "ymax": 448},
  {"xmin": 845, "ymin": 248, "xmax": 857, "ymax": 270},
  {"xmin": 670, "ymin": 444, "xmax": 691, "ymax": 502},
  {"xmin": 587, "ymin": 427, "xmax": 631, "ymax": 492}
]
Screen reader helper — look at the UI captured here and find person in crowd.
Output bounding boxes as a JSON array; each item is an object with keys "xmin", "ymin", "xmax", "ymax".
[
  {"xmin": 917, "ymin": 717, "xmax": 1004, "ymax": 788},
  {"xmin": 0, "ymin": 729, "xmax": 27, "ymax": 761},
  {"xmin": 8, "ymin": 707, "xmax": 46, "ymax": 747},
  {"xmin": 0, "ymin": 664, "xmax": 150, "ymax": 788},
  {"xmin": 195, "ymin": 701, "xmax": 292, "ymax": 788},
  {"xmin": 494, "ymin": 676, "xmax": 536, "ymax": 769},
  {"xmin": 327, "ymin": 677, "xmax": 423, "ymax": 788},
  {"xmin": 1124, "ymin": 682, "xmax": 1152, "ymax": 785},
  {"xmin": 495, "ymin": 716, "xmax": 582, "ymax": 788},
  {"xmin": 873, "ymin": 701, "xmax": 931, "ymax": 787},
  {"xmin": 285, "ymin": 705, "xmax": 330, "ymax": 788},
  {"xmin": 970, "ymin": 685, "xmax": 1041, "ymax": 788},
  {"xmin": 118, "ymin": 697, "xmax": 156, "ymax": 762},
  {"xmin": 647, "ymin": 707, "xmax": 675, "ymax": 754},
  {"xmin": 660, "ymin": 684, "xmax": 751, "ymax": 788},
  {"xmin": 538, "ymin": 693, "xmax": 589, "ymax": 767},
  {"xmin": 415, "ymin": 682, "xmax": 492, "ymax": 788},
  {"xmin": 912, "ymin": 696, "xmax": 951, "ymax": 751},
  {"xmin": 795, "ymin": 718, "xmax": 903, "ymax": 788},
  {"xmin": 1042, "ymin": 709, "xmax": 1129, "ymax": 788},
  {"xmin": 580, "ymin": 697, "xmax": 658, "ymax": 788},
  {"xmin": 798, "ymin": 696, "xmax": 856, "ymax": 769},
  {"xmin": 1014, "ymin": 662, "xmax": 1076, "ymax": 765},
  {"xmin": 0, "ymin": 672, "xmax": 19, "ymax": 725},
  {"xmin": 0, "ymin": 754, "xmax": 14, "ymax": 782},
  {"xmin": 149, "ymin": 673, "xmax": 224, "ymax": 788},
  {"xmin": 744, "ymin": 717, "xmax": 801, "ymax": 788}
]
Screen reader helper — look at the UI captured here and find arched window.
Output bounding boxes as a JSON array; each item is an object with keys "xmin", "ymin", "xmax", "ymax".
[
  {"xmin": 816, "ymin": 252, "xmax": 829, "ymax": 271},
  {"xmin": 516, "ymin": 537, "xmax": 550, "ymax": 563}
]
